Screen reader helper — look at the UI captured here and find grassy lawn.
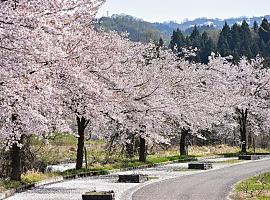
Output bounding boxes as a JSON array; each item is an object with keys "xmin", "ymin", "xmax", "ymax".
[
  {"xmin": 29, "ymin": 134, "xmax": 270, "ymax": 175},
  {"xmin": 31, "ymin": 133, "xmax": 270, "ymax": 166},
  {"xmin": 0, "ymin": 171, "xmax": 58, "ymax": 192},
  {"xmin": 231, "ymin": 172, "xmax": 270, "ymax": 200},
  {"xmin": 188, "ymin": 145, "xmax": 240, "ymax": 157},
  {"xmin": 31, "ymin": 134, "xmax": 106, "ymax": 165}
]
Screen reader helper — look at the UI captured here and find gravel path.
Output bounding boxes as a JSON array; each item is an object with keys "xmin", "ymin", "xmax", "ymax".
[
  {"xmin": 5, "ymin": 157, "xmax": 253, "ymax": 200},
  {"xmin": 132, "ymin": 158, "xmax": 270, "ymax": 200}
]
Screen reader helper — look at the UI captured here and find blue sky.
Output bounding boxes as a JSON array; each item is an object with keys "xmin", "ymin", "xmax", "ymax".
[{"xmin": 97, "ymin": 0, "xmax": 270, "ymax": 23}]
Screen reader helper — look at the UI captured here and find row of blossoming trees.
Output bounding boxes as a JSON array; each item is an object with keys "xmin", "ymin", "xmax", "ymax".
[{"xmin": 0, "ymin": 0, "xmax": 270, "ymax": 181}]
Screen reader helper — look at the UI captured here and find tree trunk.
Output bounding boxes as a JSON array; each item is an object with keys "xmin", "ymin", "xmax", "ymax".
[
  {"xmin": 252, "ymin": 138, "xmax": 256, "ymax": 153},
  {"xmin": 126, "ymin": 133, "xmax": 134, "ymax": 158},
  {"xmin": 238, "ymin": 108, "xmax": 248, "ymax": 153},
  {"xmin": 180, "ymin": 128, "xmax": 189, "ymax": 156},
  {"xmin": 84, "ymin": 147, "xmax": 88, "ymax": 169},
  {"xmin": 139, "ymin": 136, "xmax": 147, "ymax": 162},
  {"xmin": 247, "ymin": 132, "xmax": 252, "ymax": 149},
  {"xmin": 76, "ymin": 116, "xmax": 89, "ymax": 170},
  {"xmin": 10, "ymin": 143, "xmax": 21, "ymax": 181}
]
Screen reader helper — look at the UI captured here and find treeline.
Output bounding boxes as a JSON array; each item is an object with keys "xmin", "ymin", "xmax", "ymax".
[{"xmin": 169, "ymin": 18, "xmax": 270, "ymax": 64}]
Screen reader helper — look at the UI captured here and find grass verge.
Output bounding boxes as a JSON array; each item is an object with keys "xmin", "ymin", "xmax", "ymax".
[
  {"xmin": 0, "ymin": 171, "xmax": 58, "ymax": 192},
  {"xmin": 231, "ymin": 172, "xmax": 270, "ymax": 200}
]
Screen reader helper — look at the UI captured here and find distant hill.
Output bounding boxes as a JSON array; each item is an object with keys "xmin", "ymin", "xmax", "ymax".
[
  {"xmin": 96, "ymin": 14, "xmax": 171, "ymax": 44},
  {"xmin": 96, "ymin": 14, "xmax": 270, "ymax": 44}
]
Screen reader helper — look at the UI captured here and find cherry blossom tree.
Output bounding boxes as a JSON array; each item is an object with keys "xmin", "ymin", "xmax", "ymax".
[
  {"xmin": 204, "ymin": 55, "xmax": 270, "ymax": 153},
  {"xmin": 0, "ymin": 0, "xmax": 106, "ymax": 179}
]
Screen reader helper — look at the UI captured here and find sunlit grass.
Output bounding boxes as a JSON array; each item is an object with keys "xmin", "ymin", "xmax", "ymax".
[
  {"xmin": 0, "ymin": 171, "xmax": 58, "ymax": 192},
  {"xmin": 21, "ymin": 170, "xmax": 57, "ymax": 185},
  {"xmin": 231, "ymin": 173, "xmax": 270, "ymax": 200}
]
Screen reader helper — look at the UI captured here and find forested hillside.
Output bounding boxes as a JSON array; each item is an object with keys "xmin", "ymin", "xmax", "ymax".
[
  {"xmin": 96, "ymin": 15, "xmax": 171, "ymax": 43},
  {"xmin": 170, "ymin": 19, "xmax": 270, "ymax": 64}
]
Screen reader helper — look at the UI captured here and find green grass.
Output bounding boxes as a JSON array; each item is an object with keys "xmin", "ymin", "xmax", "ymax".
[
  {"xmin": 232, "ymin": 172, "xmax": 270, "ymax": 200},
  {"xmin": 221, "ymin": 148, "xmax": 270, "ymax": 158},
  {"xmin": 0, "ymin": 180, "xmax": 22, "ymax": 190},
  {"xmin": 31, "ymin": 133, "xmax": 106, "ymax": 165},
  {"xmin": 21, "ymin": 171, "xmax": 57, "ymax": 185},
  {"xmin": 148, "ymin": 155, "xmax": 197, "ymax": 164},
  {"xmin": 0, "ymin": 171, "xmax": 58, "ymax": 192},
  {"xmin": 148, "ymin": 176, "xmax": 159, "ymax": 180},
  {"xmin": 215, "ymin": 159, "xmax": 243, "ymax": 164}
]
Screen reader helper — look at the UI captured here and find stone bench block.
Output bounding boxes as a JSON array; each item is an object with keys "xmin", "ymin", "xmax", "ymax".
[
  {"xmin": 82, "ymin": 191, "xmax": 115, "ymax": 200},
  {"xmin": 239, "ymin": 155, "xmax": 260, "ymax": 160},
  {"xmin": 118, "ymin": 174, "xmax": 148, "ymax": 183},
  {"xmin": 188, "ymin": 163, "xmax": 213, "ymax": 170}
]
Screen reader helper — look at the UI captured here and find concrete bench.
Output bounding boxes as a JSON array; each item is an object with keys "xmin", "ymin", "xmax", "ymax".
[
  {"xmin": 188, "ymin": 163, "xmax": 213, "ymax": 170},
  {"xmin": 82, "ymin": 191, "xmax": 115, "ymax": 200},
  {"xmin": 118, "ymin": 174, "xmax": 148, "ymax": 183},
  {"xmin": 239, "ymin": 155, "xmax": 260, "ymax": 160}
]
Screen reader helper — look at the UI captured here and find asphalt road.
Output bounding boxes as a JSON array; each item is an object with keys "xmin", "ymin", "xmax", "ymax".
[{"xmin": 132, "ymin": 159, "xmax": 270, "ymax": 200}]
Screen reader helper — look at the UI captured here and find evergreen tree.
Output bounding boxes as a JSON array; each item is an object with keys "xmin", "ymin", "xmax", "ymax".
[
  {"xmin": 217, "ymin": 22, "xmax": 232, "ymax": 56},
  {"xmin": 259, "ymin": 39, "xmax": 268, "ymax": 57},
  {"xmin": 251, "ymin": 42, "xmax": 259, "ymax": 57},
  {"xmin": 169, "ymin": 28, "xmax": 186, "ymax": 51},
  {"xmin": 185, "ymin": 36, "xmax": 191, "ymax": 46},
  {"xmin": 217, "ymin": 35, "xmax": 231, "ymax": 56},
  {"xmin": 189, "ymin": 26, "xmax": 202, "ymax": 62},
  {"xmin": 169, "ymin": 30, "xmax": 178, "ymax": 50},
  {"xmin": 190, "ymin": 26, "xmax": 201, "ymax": 42},
  {"xmin": 258, "ymin": 18, "xmax": 270, "ymax": 43},
  {"xmin": 200, "ymin": 32, "xmax": 215, "ymax": 64},
  {"xmin": 158, "ymin": 37, "xmax": 164, "ymax": 47},
  {"xmin": 240, "ymin": 20, "xmax": 253, "ymax": 59},
  {"xmin": 253, "ymin": 21, "xmax": 259, "ymax": 33},
  {"xmin": 230, "ymin": 23, "xmax": 242, "ymax": 51}
]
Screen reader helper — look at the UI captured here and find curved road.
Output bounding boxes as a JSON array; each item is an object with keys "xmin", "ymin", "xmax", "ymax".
[{"xmin": 132, "ymin": 159, "xmax": 270, "ymax": 200}]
